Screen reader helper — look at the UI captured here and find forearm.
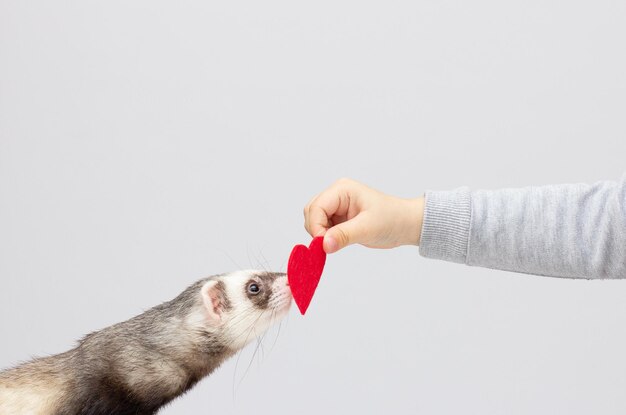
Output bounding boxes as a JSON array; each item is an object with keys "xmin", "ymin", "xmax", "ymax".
[{"xmin": 418, "ymin": 175, "xmax": 626, "ymax": 279}]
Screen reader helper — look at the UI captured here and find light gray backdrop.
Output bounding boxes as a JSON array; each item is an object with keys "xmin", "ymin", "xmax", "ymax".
[{"xmin": 1, "ymin": 1, "xmax": 626, "ymax": 414}]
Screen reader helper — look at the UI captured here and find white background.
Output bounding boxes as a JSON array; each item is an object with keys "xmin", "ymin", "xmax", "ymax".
[{"xmin": 1, "ymin": 1, "xmax": 626, "ymax": 413}]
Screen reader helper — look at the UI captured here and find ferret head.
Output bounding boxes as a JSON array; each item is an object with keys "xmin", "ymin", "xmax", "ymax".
[{"xmin": 198, "ymin": 270, "xmax": 292, "ymax": 351}]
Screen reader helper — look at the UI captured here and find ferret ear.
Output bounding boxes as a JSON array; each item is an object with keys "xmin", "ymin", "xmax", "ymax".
[{"xmin": 201, "ymin": 280, "xmax": 226, "ymax": 326}]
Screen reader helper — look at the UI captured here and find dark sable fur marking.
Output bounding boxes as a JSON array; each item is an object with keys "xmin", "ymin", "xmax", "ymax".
[
  {"xmin": 245, "ymin": 272, "xmax": 284, "ymax": 309},
  {"xmin": 215, "ymin": 280, "xmax": 232, "ymax": 311}
]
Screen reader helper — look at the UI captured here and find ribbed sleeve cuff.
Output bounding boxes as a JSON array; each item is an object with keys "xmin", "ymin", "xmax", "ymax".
[{"xmin": 419, "ymin": 187, "xmax": 472, "ymax": 264}]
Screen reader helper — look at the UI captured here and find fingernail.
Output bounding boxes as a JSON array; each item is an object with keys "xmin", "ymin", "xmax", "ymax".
[{"xmin": 324, "ymin": 235, "xmax": 338, "ymax": 253}]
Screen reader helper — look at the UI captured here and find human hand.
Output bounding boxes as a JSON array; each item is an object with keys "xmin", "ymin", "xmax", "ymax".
[{"xmin": 303, "ymin": 178, "xmax": 425, "ymax": 253}]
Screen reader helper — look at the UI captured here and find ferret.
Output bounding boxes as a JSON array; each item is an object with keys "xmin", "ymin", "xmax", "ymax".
[{"xmin": 0, "ymin": 270, "xmax": 292, "ymax": 415}]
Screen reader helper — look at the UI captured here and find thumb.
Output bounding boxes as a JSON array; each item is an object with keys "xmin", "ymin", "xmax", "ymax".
[{"xmin": 324, "ymin": 215, "xmax": 369, "ymax": 254}]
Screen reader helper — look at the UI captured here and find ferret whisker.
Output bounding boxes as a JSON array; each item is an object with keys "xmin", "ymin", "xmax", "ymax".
[
  {"xmin": 278, "ymin": 258, "xmax": 288, "ymax": 273},
  {"xmin": 231, "ymin": 309, "xmax": 267, "ymax": 395},
  {"xmin": 246, "ymin": 243, "xmax": 254, "ymax": 270},
  {"xmin": 239, "ymin": 323, "xmax": 268, "ymax": 387},
  {"xmin": 257, "ymin": 249, "xmax": 272, "ymax": 274},
  {"xmin": 231, "ymin": 320, "xmax": 259, "ymax": 399},
  {"xmin": 257, "ymin": 332, "xmax": 267, "ymax": 367},
  {"xmin": 257, "ymin": 329, "xmax": 266, "ymax": 362},
  {"xmin": 269, "ymin": 310, "xmax": 282, "ymax": 355},
  {"xmin": 259, "ymin": 309, "xmax": 275, "ymax": 360},
  {"xmin": 244, "ymin": 244, "xmax": 264, "ymax": 274},
  {"xmin": 215, "ymin": 248, "xmax": 244, "ymax": 271}
]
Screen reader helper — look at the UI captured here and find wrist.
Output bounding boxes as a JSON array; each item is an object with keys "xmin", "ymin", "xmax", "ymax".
[{"xmin": 403, "ymin": 196, "xmax": 425, "ymax": 246}]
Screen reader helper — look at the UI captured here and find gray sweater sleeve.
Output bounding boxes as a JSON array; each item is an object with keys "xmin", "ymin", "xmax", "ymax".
[{"xmin": 419, "ymin": 175, "xmax": 626, "ymax": 278}]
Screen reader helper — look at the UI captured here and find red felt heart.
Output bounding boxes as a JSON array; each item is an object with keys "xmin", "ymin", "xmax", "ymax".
[{"xmin": 287, "ymin": 236, "xmax": 327, "ymax": 315}]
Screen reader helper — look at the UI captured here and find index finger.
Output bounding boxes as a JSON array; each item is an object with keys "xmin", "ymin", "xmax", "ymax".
[{"xmin": 305, "ymin": 188, "xmax": 349, "ymax": 237}]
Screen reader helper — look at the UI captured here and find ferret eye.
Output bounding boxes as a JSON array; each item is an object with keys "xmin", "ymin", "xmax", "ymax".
[{"xmin": 247, "ymin": 283, "xmax": 260, "ymax": 295}]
